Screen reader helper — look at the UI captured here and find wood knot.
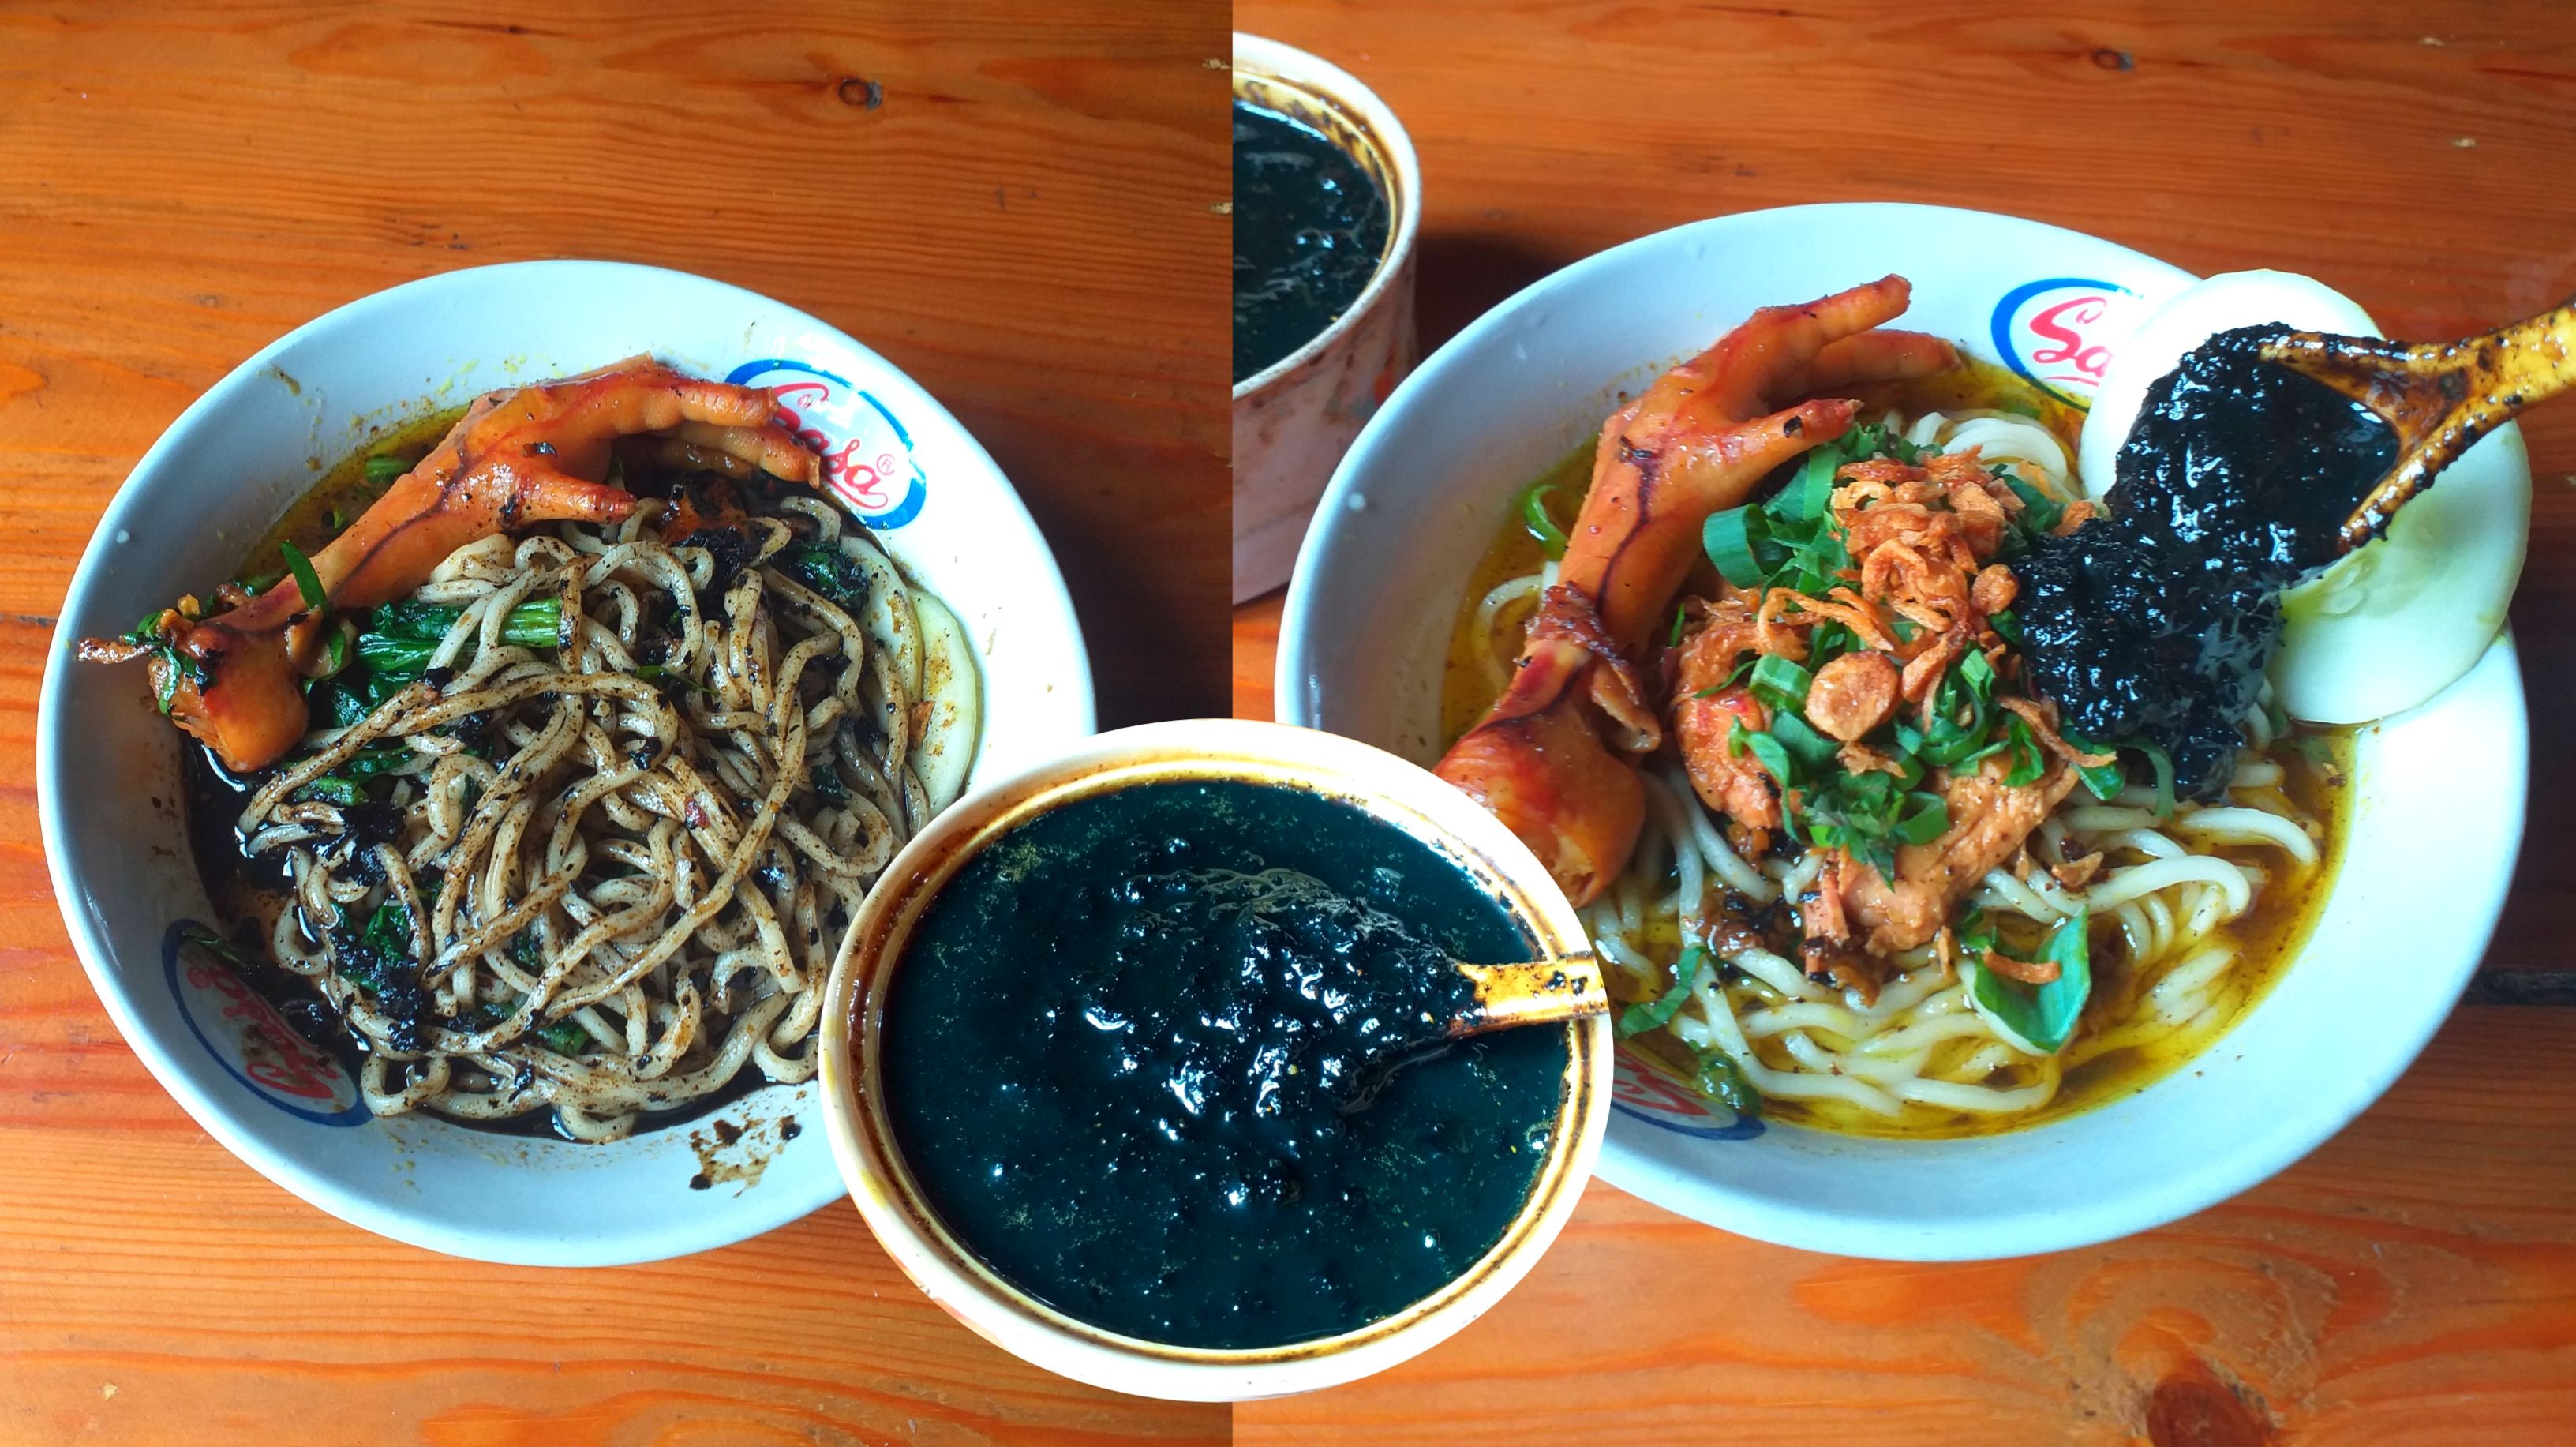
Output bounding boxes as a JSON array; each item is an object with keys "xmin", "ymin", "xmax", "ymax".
[
  {"xmin": 2146, "ymin": 1365, "xmax": 2275, "ymax": 1447},
  {"xmin": 837, "ymin": 76, "xmax": 884, "ymax": 109}
]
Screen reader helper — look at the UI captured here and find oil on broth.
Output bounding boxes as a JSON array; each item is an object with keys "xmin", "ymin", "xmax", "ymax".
[{"xmin": 1436, "ymin": 361, "xmax": 2351, "ymax": 1138}]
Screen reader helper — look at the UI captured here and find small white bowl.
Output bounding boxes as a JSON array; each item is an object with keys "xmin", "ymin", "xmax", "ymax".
[
  {"xmin": 819, "ymin": 718, "xmax": 1610, "ymax": 1400},
  {"xmin": 38, "ymin": 260, "xmax": 1095, "ymax": 1265},
  {"xmin": 1231, "ymin": 33, "xmax": 1421, "ymax": 602},
  {"xmin": 1278, "ymin": 203, "xmax": 2529, "ymax": 1260}
]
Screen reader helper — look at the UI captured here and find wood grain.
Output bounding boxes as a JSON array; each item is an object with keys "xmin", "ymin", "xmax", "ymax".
[
  {"xmin": 1234, "ymin": 0, "xmax": 2576, "ymax": 1438},
  {"xmin": 0, "ymin": 2, "xmax": 1226, "ymax": 1442}
]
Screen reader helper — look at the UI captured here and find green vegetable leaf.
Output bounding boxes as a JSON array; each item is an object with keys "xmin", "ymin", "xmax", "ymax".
[
  {"xmin": 1728, "ymin": 718, "xmax": 1799, "ymax": 789},
  {"xmin": 1964, "ymin": 910, "xmax": 2092, "ymax": 1054},
  {"xmin": 1690, "ymin": 1047, "xmax": 1762, "ymax": 1118},
  {"xmin": 279, "ymin": 541, "xmax": 326, "ymax": 612},
  {"xmin": 1616, "ymin": 947, "xmax": 1708, "ymax": 1037},
  {"xmin": 294, "ymin": 776, "xmax": 365, "ymax": 806},
  {"xmin": 2065, "ymin": 733, "xmax": 2125, "ymax": 801},
  {"xmin": 364, "ymin": 454, "xmax": 410, "ymax": 485},
  {"xmin": 1769, "ymin": 709, "xmax": 1839, "ymax": 769},
  {"xmin": 775, "ymin": 542, "xmax": 871, "ymax": 609},
  {"xmin": 537, "ymin": 1019, "xmax": 593, "ymax": 1055}
]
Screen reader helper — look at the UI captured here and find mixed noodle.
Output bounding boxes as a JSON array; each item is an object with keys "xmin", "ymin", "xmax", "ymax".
[{"xmin": 237, "ymin": 496, "xmax": 960, "ymax": 1140}]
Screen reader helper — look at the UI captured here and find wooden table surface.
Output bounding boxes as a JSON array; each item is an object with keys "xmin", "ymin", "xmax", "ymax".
[
  {"xmin": 0, "ymin": 4, "xmax": 1230, "ymax": 1443},
  {"xmin": 9, "ymin": 1, "xmax": 2576, "ymax": 1443},
  {"xmin": 1234, "ymin": 1, "xmax": 2576, "ymax": 1441}
]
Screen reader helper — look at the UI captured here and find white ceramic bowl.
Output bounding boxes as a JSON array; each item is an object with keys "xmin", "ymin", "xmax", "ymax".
[
  {"xmin": 818, "ymin": 718, "xmax": 1609, "ymax": 1400},
  {"xmin": 1277, "ymin": 203, "xmax": 2529, "ymax": 1260},
  {"xmin": 39, "ymin": 261, "xmax": 1095, "ymax": 1265}
]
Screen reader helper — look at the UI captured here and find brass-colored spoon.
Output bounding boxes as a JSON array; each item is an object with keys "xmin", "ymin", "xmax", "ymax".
[
  {"xmin": 1448, "ymin": 956, "xmax": 1608, "ymax": 1037},
  {"xmin": 2258, "ymin": 296, "xmax": 2576, "ymax": 549},
  {"xmin": 1332, "ymin": 954, "xmax": 1605, "ymax": 1108}
]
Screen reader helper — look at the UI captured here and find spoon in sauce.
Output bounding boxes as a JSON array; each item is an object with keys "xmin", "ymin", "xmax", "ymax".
[
  {"xmin": 1447, "ymin": 957, "xmax": 1608, "ymax": 1035},
  {"xmin": 2259, "ymin": 296, "xmax": 2576, "ymax": 547},
  {"xmin": 1332, "ymin": 954, "xmax": 1604, "ymax": 1109}
]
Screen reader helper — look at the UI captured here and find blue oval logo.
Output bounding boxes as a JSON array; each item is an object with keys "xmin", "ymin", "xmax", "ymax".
[{"xmin": 726, "ymin": 358, "xmax": 928, "ymax": 530}]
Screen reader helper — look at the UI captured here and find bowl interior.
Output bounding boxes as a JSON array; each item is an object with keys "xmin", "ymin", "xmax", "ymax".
[
  {"xmin": 1277, "ymin": 203, "xmax": 2529, "ymax": 1258},
  {"xmin": 821, "ymin": 718, "xmax": 1608, "ymax": 1400},
  {"xmin": 1230, "ymin": 33, "xmax": 1421, "ymax": 397},
  {"xmin": 39, "ymin": 260, "xmax": 1095, "ymax": 1265}
]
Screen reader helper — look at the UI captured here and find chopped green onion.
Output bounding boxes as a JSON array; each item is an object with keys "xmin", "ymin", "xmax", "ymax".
[
  {"xmin": 2004, "ymin": 474, "xmax": 2065, "ymax": 534},
  {"xmin": 537, "ymin": 1019, "xmax": 593, "ymax": 1055},
  {"xmin": 364, "ymin": 454, "xmax": 410, "ymax": 485},
  {"xmin": 2134, "ymin": 740, "xmax": 2177, "ymax": 819},
  {"xmin": 1958, "ymin": 647, "xmax": 1996, "ymax": 698},
  {"xmin": 1519, "ymin": 484, "xmax": 1570, "ymax": 560},
  {"xmin": 1987, "ymin": 608, "xmax": 2023, "ymax": 645},
  {"xmin": 1702, "ymin": 506, "xmax": 1769, "ymax": 589},
  {"xmin": 1669, "ymin": 602, "xmax": 1689, "ymax": 648},
  {"xmin": 279, "ymin": 541, "xmax": 326, "ymax": 611},
  {"xmin": 1893, "ymin": 791, "xmax": 1949, "ymax": 845},
  {"xmin": 1769, "ymin": 448, "xmax": 1837, "ymax": 524},
  {"xmin": 1747, "ymin": 654, "xmax": 1812, "ymax": 714},
  {"xmin": 2001, "ymin": 715, "xmax": 2046, "ymax": 788}
]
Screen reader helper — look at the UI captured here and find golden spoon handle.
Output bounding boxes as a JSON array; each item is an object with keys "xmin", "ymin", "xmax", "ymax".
[
  {"xmin": 1451, "ymin": 956, "xmax": 1608, "ymax": 1036},
  {"xmin": 2260, "ymin": 298, "xmax": 2576, "ymax": 549}
]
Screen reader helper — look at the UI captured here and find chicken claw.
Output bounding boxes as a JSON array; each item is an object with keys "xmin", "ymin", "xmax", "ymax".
[
  {"xmin": 79, "ymin": 357, "xmax": 820, "ymax": 773},
  {"xmin": 1436, "ymin": 278, "xmax": 1959, "ymax": 905}
]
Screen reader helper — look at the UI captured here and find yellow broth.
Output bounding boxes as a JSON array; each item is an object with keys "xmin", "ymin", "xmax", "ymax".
[
  {"xmin": 1435, "ymin": 362, "xmax": 2352, "ymax": 1138},
  {"xmin": 230, "ymin": 406, "xmax": 466, "ymax": 592}
]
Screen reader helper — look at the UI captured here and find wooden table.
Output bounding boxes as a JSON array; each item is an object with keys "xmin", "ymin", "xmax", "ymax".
[
  {"xmin": 0, "ymin": 4, "xmax": 1229, "ymax": 1442},
  {"xmin": 1234, "ymin": 1, "xmax": 2576, "ymax": 1440}
]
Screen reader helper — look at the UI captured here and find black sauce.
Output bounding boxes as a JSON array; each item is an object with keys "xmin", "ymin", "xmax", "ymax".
[
  {"xmin": 880, "ymin": 778, "xmax": 1568, "ymax": 1349},
  {"xmin": 1233, "ymin": 100, "xmax": 1389, "ymax": 383},
  {"xmin": 2013, "ymin": 326, "xmax": 2398, "ymax": 799}
]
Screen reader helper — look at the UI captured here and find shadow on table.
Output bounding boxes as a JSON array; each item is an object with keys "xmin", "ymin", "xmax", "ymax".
[{"xmin": 1413, "ymin": 230, "xmax": 1581, "ymax": 357}]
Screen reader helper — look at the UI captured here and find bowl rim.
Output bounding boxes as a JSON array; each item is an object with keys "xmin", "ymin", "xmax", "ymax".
[
  {"xmin": 1272, "ymin": 201, "xmax": 2532, "ymax": 1258},
  {"xmin": 36, "ymin": 257, "xmax": 1097, "ymax": 1265},
  {"xmin": 817, "ymin": 717, "xmax": 1611, "ymax": 1400},
  {"xmin": 1229, "ymin": 32, "xmax": 1423, "ymax": 399}
]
